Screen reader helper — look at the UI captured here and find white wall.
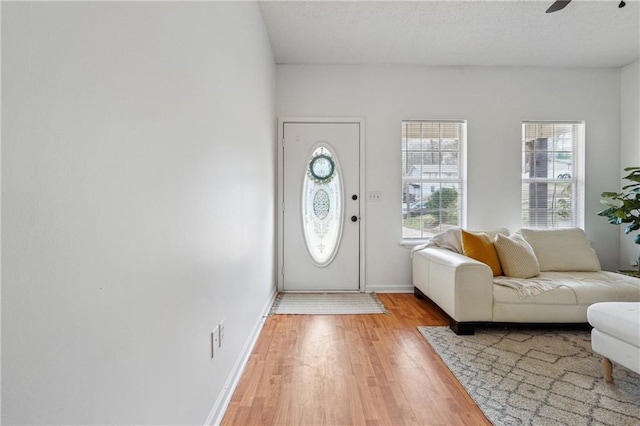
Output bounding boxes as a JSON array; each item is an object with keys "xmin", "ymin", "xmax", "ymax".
[
  {"xmin": 277, "ymin": 65, "xmax": 623, "ymax": 291},
  {"xmin": 620, "ymin": 60, "xmax": 640, "ymax": 269},
  {"xmin": 2, "ymin": 2, "xmax": 276, "ymax": 424}
]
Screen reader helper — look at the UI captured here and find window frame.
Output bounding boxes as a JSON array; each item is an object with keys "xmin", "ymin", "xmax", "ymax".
[
  {"xmin": 401, "ymin": 119, "xmax": 467, "ymax": 243},
  {"xmin": 521, "ymin": 120, "xmax": 585, "ymax": 230}
]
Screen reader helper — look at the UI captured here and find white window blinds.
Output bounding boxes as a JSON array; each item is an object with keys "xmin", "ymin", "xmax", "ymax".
[
  {"xmin": 402, "ymin": 120, "xmax": 466, "ymax": 240},
  {"xmin": 521, "ymin": 121, "xmax": 585, "ymax": 229}
]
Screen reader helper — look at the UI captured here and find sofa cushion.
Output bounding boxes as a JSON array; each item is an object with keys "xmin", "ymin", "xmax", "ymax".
[
  {"xmin": 493, "ymin": 271, "xmax": 640, "ymax": 306},
  {"xmin": 518, "ymin": 228, "xmax": 601, "ymax": 272},
  {"xmin": 494, "ymin": 233, "xmax": 540, "ymax": 278},
  {"xmin": 461, "ymin": 230, "xmax": 502, "ymax": 276}
]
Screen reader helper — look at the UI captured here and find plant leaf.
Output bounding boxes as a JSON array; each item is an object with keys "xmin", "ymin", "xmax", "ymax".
[
  {"xmin": 601, "ymin": 191, "xmax": 620, "ymax": 198},
  {"xmin": 625, "ymin": 223, "xmax": 640, "ymax": 234}
]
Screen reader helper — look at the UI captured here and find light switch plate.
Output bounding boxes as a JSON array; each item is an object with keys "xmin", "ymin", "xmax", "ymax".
[{"xmin": 211, "ymin": 325, "xmax": 220, "ymax": 359}]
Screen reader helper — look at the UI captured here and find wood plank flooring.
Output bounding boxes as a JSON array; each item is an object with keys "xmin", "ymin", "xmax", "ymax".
[{"xmin": 221, "ymin": 293, "xmax": 490, "ymax": 426}]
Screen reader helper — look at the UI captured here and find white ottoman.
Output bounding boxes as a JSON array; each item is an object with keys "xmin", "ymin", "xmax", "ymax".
[{"xmin": 587, "ymin": 302, "xmax": 640, "ymax": 382}]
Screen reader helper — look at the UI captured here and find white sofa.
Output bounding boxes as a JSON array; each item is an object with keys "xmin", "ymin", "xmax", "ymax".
[{"xmin": 412, "ymin": 228, "xmax": 640, "ymax": 335}]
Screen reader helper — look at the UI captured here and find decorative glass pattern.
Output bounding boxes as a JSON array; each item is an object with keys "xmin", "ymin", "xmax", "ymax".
[
  {"xmin": 302, "ymin": 145, "xmax": 343, "ymax": 266},
  {"xmin": 313, "ymin": 189, "xmax": 331, "ymax": 220}
]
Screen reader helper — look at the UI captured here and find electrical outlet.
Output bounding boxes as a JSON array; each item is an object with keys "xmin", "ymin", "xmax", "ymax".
[
  {"xmin": 368, "ymin": 191, "xmax": 382, "ymax": 202},
  {"xmin": 211, "ymin": 325, "xmax": 220, "ymax": 359},
  {"xmin": 219, "ymin": 320, "xmax": 225, "ymax": 347}
]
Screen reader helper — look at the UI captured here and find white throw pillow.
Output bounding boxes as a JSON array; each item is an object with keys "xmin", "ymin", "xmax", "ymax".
[
  {"xmin": 518, "ymin": 228, "xmax": 601, "ymax": 272},
  {"xmin": 494, "ymin": 234, "xmax": 540, "ymax": 278}
]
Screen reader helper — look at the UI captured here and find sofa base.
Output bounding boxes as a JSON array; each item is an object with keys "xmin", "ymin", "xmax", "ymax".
[
  {"xmin": 414, "ymin": 286, "xmax": 591, "ymax": 336},
  {"xmin": 449, "ymin": 320, "xmax": 477, "ymax": 335},
  {"xmin": 413, "ymin": 286, "xmax": 479, "ymax": 334}
]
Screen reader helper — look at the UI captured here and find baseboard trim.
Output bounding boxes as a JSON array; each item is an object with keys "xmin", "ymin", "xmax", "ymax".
[
  {"xmin": 205, "ymin": 287, "xmax": 278, "ymax": 426},
  {"xmin": 366, "ymin": 284, "xmax": 414, "ymax": 293}
]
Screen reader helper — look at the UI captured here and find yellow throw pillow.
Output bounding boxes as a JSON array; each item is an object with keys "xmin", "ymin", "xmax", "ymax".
[{"xmin": 461, "ymin": 230, "xmax": 503, "ymax": 276}]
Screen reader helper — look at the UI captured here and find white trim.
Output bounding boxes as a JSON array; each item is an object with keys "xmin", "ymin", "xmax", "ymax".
[
  {"xmin": 366, "ymin": 284, "xmax": 415, "ymax": 293},
  {"xmin": 205, "ymin": 288, "xmax": 278, "ymax": 426},
  {"xmin": 359, "ymin": 120, "xmax": 367, "ymax": 292},
  {"xmin": 399, "ymin": 240, "xmax": 429, "ymax": 248},
  {"xmin": 277, "ymin": 117, "xmax": 367, "ymax": 292}
]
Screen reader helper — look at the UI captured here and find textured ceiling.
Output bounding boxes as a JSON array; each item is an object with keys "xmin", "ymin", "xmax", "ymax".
[{"xmin": 259, "ymin": 0, "xmax": 640, "ymax": 68}]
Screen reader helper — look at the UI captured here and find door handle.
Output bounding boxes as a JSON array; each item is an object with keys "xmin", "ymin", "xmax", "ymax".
[
  {"xmin": 351, "ymin": 216, "xmax": 358, "ymax": 222},
  {"xmin": 352, "ymin": 194, "xmax": 358, "ymax": 200}
]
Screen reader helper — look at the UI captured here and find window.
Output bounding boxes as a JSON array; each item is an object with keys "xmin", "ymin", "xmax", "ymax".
[
  {"xmin": 522, "ymin": 121, "xmax": 585, "ymax": 229},
  {"xmin": 302, "ymin": 145, "xmax": 342, "ymax": 266},
  {"xmin": 401, "ymin": 120, "xmax": 466, "ymax": 240}
]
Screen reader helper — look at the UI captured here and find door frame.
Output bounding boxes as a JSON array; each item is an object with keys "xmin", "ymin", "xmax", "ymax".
[{"xmin": 277, "ymin": 117, "xmax": 366, "ymax": 292}]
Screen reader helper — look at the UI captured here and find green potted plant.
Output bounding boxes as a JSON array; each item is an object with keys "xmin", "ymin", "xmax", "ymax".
[{"xmin": 597, "ymin": 166, "xmax": 640, "ymax": 274}]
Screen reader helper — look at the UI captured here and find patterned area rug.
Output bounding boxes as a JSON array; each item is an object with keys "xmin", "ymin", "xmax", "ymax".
[
  {"xmin": 418, "ymin": 326, "xmax": 640, "ymax": 426},
  {"xmin": 269, "ymin": 292, "xmax": 389, "ymax": 315}
]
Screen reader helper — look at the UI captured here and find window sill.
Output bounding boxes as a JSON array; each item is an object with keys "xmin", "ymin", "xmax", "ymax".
[{"xmin": 400, "ymin": 239, "xmax": 431, "ymax": 249}]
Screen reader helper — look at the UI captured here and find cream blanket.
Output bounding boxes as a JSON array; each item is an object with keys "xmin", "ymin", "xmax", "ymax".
[
  {"xmin": 410, "ymin": 227, "xmax": 511, "ymax": 257},
  {"xmin": 410, "ymin": 228, "xmax": 464, "ymax": 257},
  {"xmin": 493, "ymin": 276, "xmax": 562, "ymax": 298}
]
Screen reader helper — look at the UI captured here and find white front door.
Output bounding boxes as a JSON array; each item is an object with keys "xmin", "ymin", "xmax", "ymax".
[{"xmin": 282, "ymin": 121, "xmax": 361, "ymax": 291}]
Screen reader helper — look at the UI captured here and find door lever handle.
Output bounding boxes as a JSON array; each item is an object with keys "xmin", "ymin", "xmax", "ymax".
[{"xmin": 351, "ymin": 216, "xmax": 358, "ymax": 222}]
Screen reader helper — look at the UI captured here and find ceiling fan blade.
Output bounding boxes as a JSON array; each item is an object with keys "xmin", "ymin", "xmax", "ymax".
[{"xmin": 546, "ymin": 0, "xmax": 572, "ymax": 13}]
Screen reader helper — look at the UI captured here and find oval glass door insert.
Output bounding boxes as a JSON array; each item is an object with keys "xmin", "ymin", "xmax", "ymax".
[{"xmin": 302, "ymin": 145, "xmax": 343, "ymax": 266}]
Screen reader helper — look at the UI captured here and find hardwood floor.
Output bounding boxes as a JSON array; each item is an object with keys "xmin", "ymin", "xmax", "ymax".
[{"xmin": 221, "ymin": 293, "xmax": 490, "ymax": 426}]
